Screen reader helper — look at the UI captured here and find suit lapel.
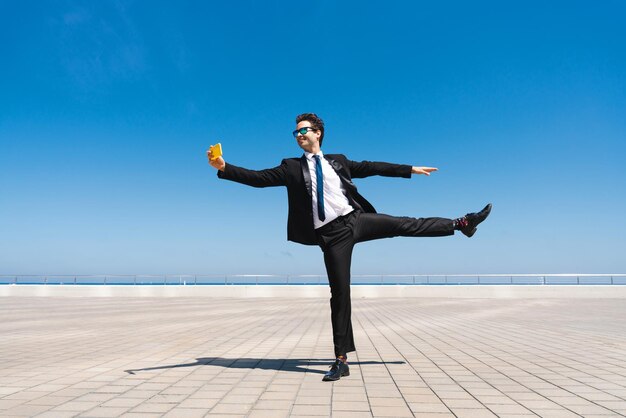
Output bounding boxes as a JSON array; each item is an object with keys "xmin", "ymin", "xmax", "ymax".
[
  {"xmin": 300, "ymin": 155, "xmax": 312, "ymax": 196},
  {"xmin": 324, "ymin": 155, "xmax": 355, "ymax": 187}
]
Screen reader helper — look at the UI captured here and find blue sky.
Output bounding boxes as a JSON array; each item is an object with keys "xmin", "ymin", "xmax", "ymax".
[{"xmin": 1, "ymin": 1, "xmax": 625, "ymax": 275}]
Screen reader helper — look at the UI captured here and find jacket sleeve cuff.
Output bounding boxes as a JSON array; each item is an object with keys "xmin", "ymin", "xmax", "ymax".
[{"xmin": 216, "ymin": 163, "xmax": 228, "ymax": 179}]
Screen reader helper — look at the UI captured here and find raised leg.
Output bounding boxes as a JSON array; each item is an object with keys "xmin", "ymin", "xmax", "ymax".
[{"xmin": 353, "ymin": 212, "xmax": 454, "ymax": 243}]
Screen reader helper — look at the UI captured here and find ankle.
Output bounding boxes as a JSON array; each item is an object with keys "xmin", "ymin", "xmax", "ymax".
[
  {"xmin": 453, "ymin": 216, "xmax": 468, "ymax": 230},
  {"xmin": 337, "ymin": 355, "xmax": 348, "ymax": 364}
]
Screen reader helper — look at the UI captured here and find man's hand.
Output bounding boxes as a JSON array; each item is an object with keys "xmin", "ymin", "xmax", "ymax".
[
  {"xmin": 207, "ymin": 151, "xmax": 226, "ymax": 172},
  {"xmin": 411, "ymin": 166, "xmax": 438, "ymax": 176}
]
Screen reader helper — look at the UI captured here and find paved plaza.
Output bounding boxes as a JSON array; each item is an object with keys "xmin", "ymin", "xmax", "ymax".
[{"xmin": 1, "ymin": 296, "xmax": 625, "ymax": 418}]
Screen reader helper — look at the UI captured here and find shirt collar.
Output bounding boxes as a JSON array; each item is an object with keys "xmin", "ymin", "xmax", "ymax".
[{"xmin": 304, "ymin": 150, "xmax": 324, "ymax": 161}]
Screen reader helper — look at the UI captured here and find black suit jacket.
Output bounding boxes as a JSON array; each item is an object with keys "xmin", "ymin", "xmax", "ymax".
[{"xmin": 217, "ymin": 154, "xmax": 412, "ymax": 245}]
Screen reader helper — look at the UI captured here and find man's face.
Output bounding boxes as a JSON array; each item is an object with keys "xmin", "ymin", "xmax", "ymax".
[{"xmin": 294, "ymin": 120, "xmax": 321, "ymax": 152}]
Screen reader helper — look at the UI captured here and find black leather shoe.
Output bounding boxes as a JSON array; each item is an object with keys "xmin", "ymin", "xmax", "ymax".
[
  {"xmin": 322, "ymin": 359, "xmax": 350, "ymax": 381},
  {"xmin": 460, "ymin": 203, "xmax": 492, "ymax": 237}
]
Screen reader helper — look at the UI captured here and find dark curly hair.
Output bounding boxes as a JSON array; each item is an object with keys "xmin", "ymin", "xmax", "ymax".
[{"xmin": 296, "ymin": 113, "xmax": 325, "ymax": 146}]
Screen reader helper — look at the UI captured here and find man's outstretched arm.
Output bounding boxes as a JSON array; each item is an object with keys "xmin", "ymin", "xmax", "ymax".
[
  {"xmin": 206, "ymin": 151, "xmax": 287, "ymax": 188},
  {"xmin": 346, "ymin": 158, "xmax": 438, "ymax": 179}
]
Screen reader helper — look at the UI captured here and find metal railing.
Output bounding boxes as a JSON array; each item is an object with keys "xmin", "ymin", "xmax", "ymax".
[{"xmin": 0, "ymin": 274, "xmax": 625, "ymax": 285}]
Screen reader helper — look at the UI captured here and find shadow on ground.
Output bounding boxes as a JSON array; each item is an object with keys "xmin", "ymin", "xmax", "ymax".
[{"xmin": 125, "ymin": 357, "xmax": 405, "ymax": 375}]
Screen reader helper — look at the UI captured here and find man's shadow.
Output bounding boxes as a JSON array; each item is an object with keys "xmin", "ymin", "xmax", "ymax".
[{"xmin": 125, "ymin": 357, "xmax": 405, "ymax": 375}]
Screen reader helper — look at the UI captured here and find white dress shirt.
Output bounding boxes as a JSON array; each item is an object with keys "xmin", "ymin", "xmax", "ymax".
[{"xmin": 304, "ymin": 151, "xmax": 354, "ymax": 229}]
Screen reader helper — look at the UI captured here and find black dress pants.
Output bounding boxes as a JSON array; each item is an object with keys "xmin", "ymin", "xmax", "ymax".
[{"xmin": 315, "ymin": 210, "xmax": 455, "ymax": 357}]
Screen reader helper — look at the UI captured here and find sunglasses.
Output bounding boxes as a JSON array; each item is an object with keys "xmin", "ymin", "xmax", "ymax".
[{"xmin": 292, "ymin": 127, "xmax": 316, "ymax": 138}]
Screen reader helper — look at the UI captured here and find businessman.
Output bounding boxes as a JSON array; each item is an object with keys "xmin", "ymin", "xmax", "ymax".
[{"xmin": 207, "ymin": 113, "xmax": 491, "ymax": 381}]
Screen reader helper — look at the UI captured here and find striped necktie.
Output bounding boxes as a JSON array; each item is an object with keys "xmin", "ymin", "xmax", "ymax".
[{"xmin": 314, "ymin": 155, "xmax": 326, "ymax": 221}]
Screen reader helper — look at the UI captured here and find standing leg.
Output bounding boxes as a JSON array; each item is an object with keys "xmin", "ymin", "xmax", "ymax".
[
  {"xmin": 321, "ymin": 230, "xmax": 356, "ymax": 358},
  {"xmin": 316, "ymin": 220, "xmax": 357, "ymax": 359}
]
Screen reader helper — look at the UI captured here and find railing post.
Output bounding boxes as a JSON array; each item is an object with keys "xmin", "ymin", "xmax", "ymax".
[
  {"xmin": 611, "ymin": 276, "xmax": 614, "ymax": 285},
  {"xmin": 413, "ymin": 276, "xmax": 415, "ymax": 285},
  {"xmin": 477, "ymin": 275, "xmax": 480, "ymax": 284},
  {"xmin": 74, "ymin": 276, "xmax": 77, "ymax": 285},
  {"xmin": 577, "ymin": 276, "xmax": 580, "ymax": 285},
  {"xmin": 133, "ymin": 275, "xmax": 137, "ymax": 285},
  {"xmin": 445, "ymin": 275, "xmax": 448, "ymax": 284},
  {"xmin": 104, "ymin": 276, "xmax": 107, "ymax": 285}
]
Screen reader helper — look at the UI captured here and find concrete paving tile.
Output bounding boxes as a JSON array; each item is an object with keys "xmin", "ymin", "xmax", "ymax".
[
  {"xmin": 290, "ymin": 404, "xmax": 331, "ymax": 415},
  {"xmin": 82, "ymin": 406, "xmax": 130, "ymax": 417},
  {"xmin": 247, "ymin": 409, "xmax": 290, "ymax": 418},
  {"xmin": 252, "ymin": 400, "xmax": 295, "ymax": 410},
  {"xmin": 33, "ymin": 411, "xmax": 77, "ymax": 418},
  {"xmin": 162, "ymin": 407, "xmax": 209, "ymax": 418},
  {"xmin": 149, "ymin": 394, "xmax": 188, "ymax": 403},
  {"xmin": 211, "ymin": 403, "xmax": 253, "ymax": 414},
  {"xmin": 75, "ymin": 393, "xmax": 118, "ymax": 402},
  {"xmin": 332, "ymin": 412, "xmax": 374, "ymax": 418},
  {"xmin": 100, "ymin": 397, "xmax": 145, "ymax": 408},
  {"xmin": 1, "ymin": 404, "xmax": 51, "ymax": 416},
  {"xmin": 565, "ymin": 403, "xmax": 619, "ymax": 415},
  {"xmin": 220, "ymin": 394, "xmax": 260, "ymax": 404},
  {"xmin": 441, "ymin": 398, "xmax": 484, "ymax": 408},
  {"xmin": 408, "ymin": 402, "xmax": 450, "ymax": 413},
  {"xmin": 366, "ymin": 397, "xmax": 406, "ymax": 407},
  {"xmin": 294, "ymin": 396, "xmax": 330, "ymax": 405},
  {"xmin": 332, "ymin": 401, "xmax": 371, "ymax": 411},
  {"xmin": 298, "ymin": 389, "xmax": 332, "ymax": 397},
  {"xmin": 530, "ymin": 409, "xmax": 581, "ymax": 418},
  {"xmin": 259, "ymin": 391, "xmax": 297, "ymax": 401},
  {"xmin": 450, "ymin": 408, "xmax": 498, "ymax": 418},
  {"xmin": 518, "ymin": 399, "xmax": 564, "ymax": 410},
  {"xmin": 26, "ymin": 395, "xmax": 75, "ymax": 407},
  {"xmin": 0, "ymin": 387, "xmax": 27, "ymax": 396},
  {"xmin": 370, "ymin": 405, "xmax": 413, "ymax": 417},
  {"xmin": 0, "ymin": 399, "xmax": 27, "ymax": 409},
  {"xmin": 53, "ymin": 401, "xmax": 102, "ymax": 411},
  {"xmin": 188, "ymin": 390, "xmax": 228, "ymax": 399},
  {"xmin": 131, "ymin": 402, "xmax": 176, "ymax": 413},
  {"xmin": 596, "ymin": 400, "xmax": 626, "ymax": 411},
  {"xmin": 475, "ymin": 395, "xmax": 517, "ymax": 405},
  {"xmin": 2, "ymin": 390, "xmax": 49, "ymax": 401},
  {"xmin": 176, "ymin": 398, "xmax": 218, "ymax": 409},
  {"xmin": 486, "ymin": 403, "xmax": 534, "ymax": 415}
]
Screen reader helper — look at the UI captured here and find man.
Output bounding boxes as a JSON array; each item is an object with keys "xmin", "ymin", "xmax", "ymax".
[{"xmin": 207, "ymin": 113, "xmax": 491, "ymax": 381}]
